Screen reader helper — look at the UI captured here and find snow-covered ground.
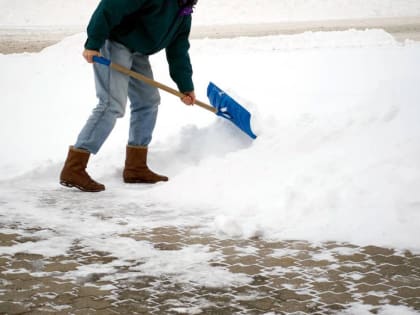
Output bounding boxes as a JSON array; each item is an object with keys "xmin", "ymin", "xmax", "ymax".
[
  {"xmin": 0, "ymin": 3, "xmax": 420, "ymax": 312},
  {"xmin": 1, "ymin": 0, "xmax": 420, "ymax": 28},
  {"xmin": 1, "ymin": 29, "xmax": 419, "ymax": 251}
]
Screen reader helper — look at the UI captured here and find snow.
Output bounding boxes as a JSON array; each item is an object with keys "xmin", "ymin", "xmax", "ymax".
[
  {"xmin": 1, "ymin": 0, "xmax": 420, "ymax": 28},
  {"xmin": 0, "ymin": 0, "xmax": 420, "ymax": 307},
  {"xmin": 1, "ymin": 28, "xmax": 419, "ymax": 252}
]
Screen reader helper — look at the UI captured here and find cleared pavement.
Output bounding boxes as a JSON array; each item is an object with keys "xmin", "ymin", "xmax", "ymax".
[{"xmin": 1, "ymin": 16, "xmax": 419, "ymax": 54}]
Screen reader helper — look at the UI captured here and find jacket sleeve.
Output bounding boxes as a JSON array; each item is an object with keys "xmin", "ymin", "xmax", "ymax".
[
  {"xmin": 165, "ymin": 17, "xmax": 194, "ymax": 93},
  {"xmin": 85, "ymin": 0, "xmax": 145, "ymax": 51}
]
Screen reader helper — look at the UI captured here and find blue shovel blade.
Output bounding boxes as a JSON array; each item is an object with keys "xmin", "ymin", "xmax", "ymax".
[{"xmin": 207, "ymin": 82, "xmax": 257, "ymax": 139}]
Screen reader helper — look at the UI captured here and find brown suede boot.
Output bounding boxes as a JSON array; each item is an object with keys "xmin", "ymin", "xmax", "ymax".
[
  {"xmin": 123, "ymin": 145, "xmax": 168, "ymax": 184},
  {"xmin": 60, "ymin": 146, "xmax": 105, "ymax": 192}
]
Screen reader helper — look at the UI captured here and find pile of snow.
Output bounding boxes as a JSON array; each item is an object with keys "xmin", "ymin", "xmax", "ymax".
[
  {"xmin": 1, "ymin": 0, "xmax": 420, "ymax": 28},
  {"xmin": 1, "ymin": 29, "xmax": 420, "ymax": 253}
]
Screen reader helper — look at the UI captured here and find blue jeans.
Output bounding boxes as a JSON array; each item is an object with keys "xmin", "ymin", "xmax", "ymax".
[{"xmin": 75, "ymin": 40, "xmax": 161, "ymax": 154}]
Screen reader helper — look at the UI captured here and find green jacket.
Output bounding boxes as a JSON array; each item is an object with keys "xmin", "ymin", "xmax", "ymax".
[{"xmin": 85, "ymin": 0, "xmax": 194, "ymax": 92}]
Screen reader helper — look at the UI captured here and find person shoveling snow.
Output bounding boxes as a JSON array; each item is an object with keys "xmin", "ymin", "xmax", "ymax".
[{"xmin": 60, "ymin": 0, "xmax": 199, "ymax": 192}]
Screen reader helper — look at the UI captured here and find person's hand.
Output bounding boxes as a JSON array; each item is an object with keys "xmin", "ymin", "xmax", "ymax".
[
  {"xmin": 181, "ymin": 91, "xmax": 196, "ymax": 106},
  {"xmin": 83, "ymin": 49, "xmax": 101, "ymax": 63}
]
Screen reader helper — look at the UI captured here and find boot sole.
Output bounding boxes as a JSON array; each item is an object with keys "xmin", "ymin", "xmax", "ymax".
[
  {"xmin": 123, "ymin": 179, "xmax": 168, "ymax": 184},
  {"xmin": 60, "ymin": 180, "xmax": 105, "ymax": 192}
]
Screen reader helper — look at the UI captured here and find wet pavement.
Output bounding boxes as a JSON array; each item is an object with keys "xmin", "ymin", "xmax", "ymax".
[
  {"xmin": 1, "ymin": 17, "xmax": 419, "ymax": 54},
  {"xmin": 1, "ymin": 227, "xmax": 419, "ymax": 314}
]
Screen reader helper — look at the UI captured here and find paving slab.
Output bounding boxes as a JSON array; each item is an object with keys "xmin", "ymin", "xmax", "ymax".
[{"xmin": 0, "ymin": 227, "xmax": 419, "ymax": 314}]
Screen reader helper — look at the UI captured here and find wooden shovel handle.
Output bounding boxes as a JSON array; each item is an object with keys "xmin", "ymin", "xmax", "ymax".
[{"xmin": 110, "ymin": 62, "xmax": 217, "ymax": 113}]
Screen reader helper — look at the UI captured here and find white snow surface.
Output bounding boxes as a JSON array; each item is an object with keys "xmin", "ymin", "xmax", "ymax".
[
  {"xmin": 1, "ymin": 30, "xmax": 420, "ymax": 253},
  {"xmin": 1, "ymin": 1, "xmax": 420, "ymax": 299},
  {"xmin": 1, "ymin": 0, "xmax": 420, "ymax": 27}
]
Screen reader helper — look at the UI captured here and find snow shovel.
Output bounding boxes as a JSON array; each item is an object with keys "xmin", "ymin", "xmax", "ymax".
[{"xmin": 93, "ymin": 56, "xmax": 257, "ymax": 139}]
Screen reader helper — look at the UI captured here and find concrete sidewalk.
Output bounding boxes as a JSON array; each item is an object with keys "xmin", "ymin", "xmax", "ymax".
[
  {"xmin": 0, "ymin": 17, "xmax": 419, "ymax": 54},
  {"xmin": 190, "ymin": 16, "xmax": 420, "ymax": 41}
]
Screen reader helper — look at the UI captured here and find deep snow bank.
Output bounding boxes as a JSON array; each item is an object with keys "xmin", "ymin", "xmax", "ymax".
[
  {"xmin": 1, "ymin": 30, "xmax": 420, "ymax": 251},
  {"xmin": 153, "ymin": 31, "xmax": 420, "ymax": 250}
]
